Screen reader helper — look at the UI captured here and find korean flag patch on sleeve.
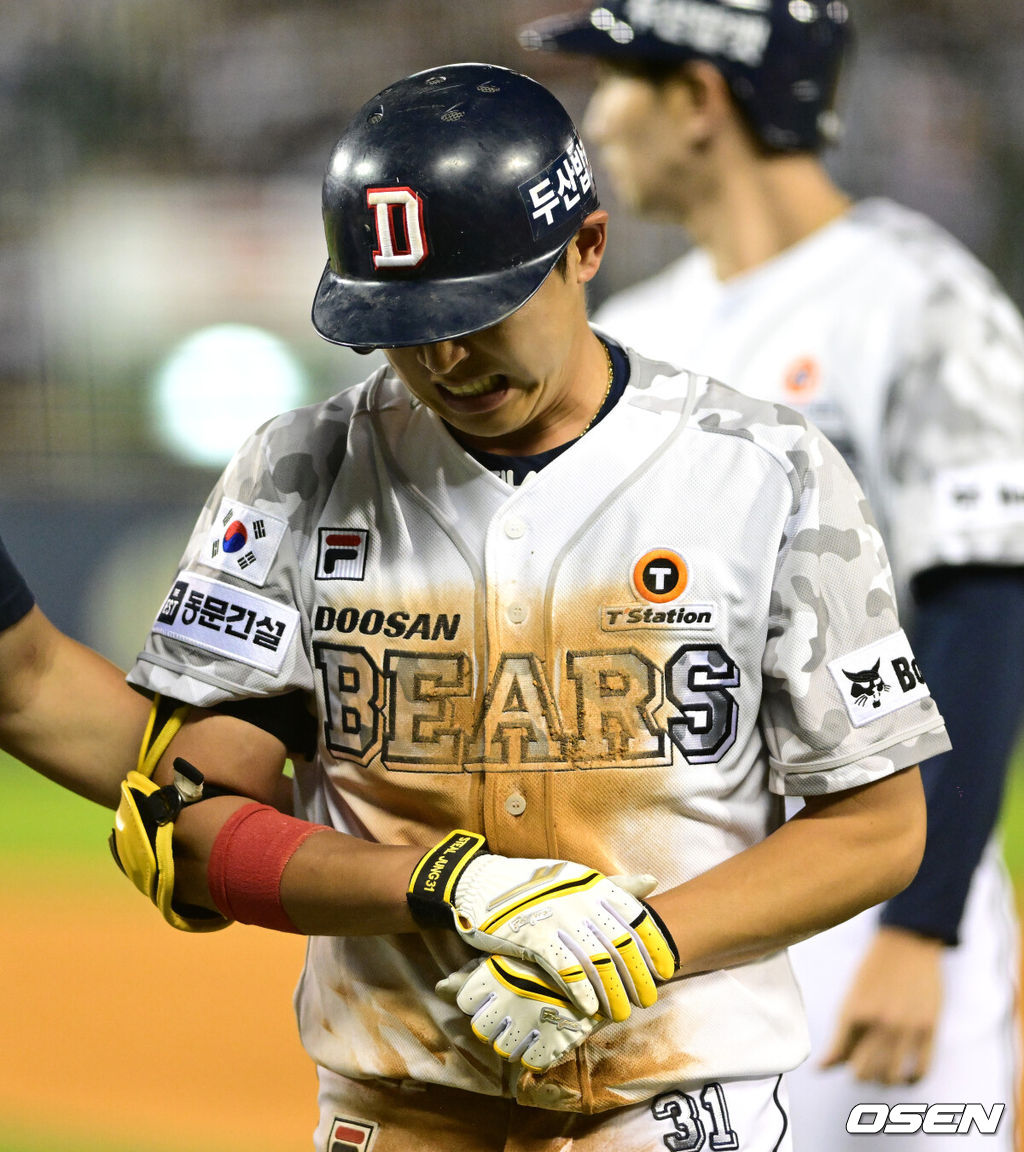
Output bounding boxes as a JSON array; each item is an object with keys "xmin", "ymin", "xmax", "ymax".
[
  {"xmin": 828, "ymin": 629, "xmax": 932, "ymax": 728},
  {"xmin": 204, "ymin": 498, "xmax": 287, "ymax": 587}
]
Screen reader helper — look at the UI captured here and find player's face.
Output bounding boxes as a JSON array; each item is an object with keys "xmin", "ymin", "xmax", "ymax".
[
  {"xmin": 583, "ymin": 66, "xmax": 696, "ymax": 219},
  {"xmin": 384, "ymin": 216, "xmax": 609, "ymax": 456}
]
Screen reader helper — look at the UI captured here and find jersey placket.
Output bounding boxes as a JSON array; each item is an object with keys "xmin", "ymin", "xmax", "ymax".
[{"xmin": 479, "ymin": 502, "xmax": 560, "ymax": 857}]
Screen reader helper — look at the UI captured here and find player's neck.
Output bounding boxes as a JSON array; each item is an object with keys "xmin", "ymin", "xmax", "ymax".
[
  {"xmin": 687, "ymin": 152, "xmax": 851, "ymax": 282},
  {"xmin": 452, "ymin": 332, "xmax": 614, "ymax": 458}
]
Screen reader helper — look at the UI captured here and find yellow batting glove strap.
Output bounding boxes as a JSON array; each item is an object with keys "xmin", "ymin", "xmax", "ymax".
[
  {"xmin": 111, "ymin": 771, "xmax": 231, "ymax": 934},
  {"xmin": 406, "ymin": 828, "xmax": 489, "ymax": 929},
  {"xmin": 137, "ymin": 696, "xmax": 191, "ymax": 779}
]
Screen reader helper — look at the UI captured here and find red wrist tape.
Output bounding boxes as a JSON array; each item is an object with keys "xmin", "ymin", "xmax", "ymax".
[{"xmin": 208, "ymin": 803, "xmax": 328, "ymax": 933}]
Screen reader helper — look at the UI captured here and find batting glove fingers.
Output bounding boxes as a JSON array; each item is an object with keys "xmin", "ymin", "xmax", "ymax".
[{"xmin": 437, "ymin": 955, "xmax": 598, "ymax": 1072}]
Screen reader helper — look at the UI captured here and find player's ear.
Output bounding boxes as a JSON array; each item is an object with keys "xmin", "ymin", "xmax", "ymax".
[
  {"xmin": 672, "ymin": 60, "xmax": 735, "ymax": 148},
  {"xmin": 572, "ymin": 209, "xmax": 608, "ymax": 285}
]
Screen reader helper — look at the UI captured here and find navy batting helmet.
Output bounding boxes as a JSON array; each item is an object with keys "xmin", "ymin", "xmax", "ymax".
[
  {"xmin": 312, "ymin": 63, "xmax": 600, "ymax": 349},
  {"xmin": 519, "ymin": 0, "xmax": 851, "ymax": 152}
]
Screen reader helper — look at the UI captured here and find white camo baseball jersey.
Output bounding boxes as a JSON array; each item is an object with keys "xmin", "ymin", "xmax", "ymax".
[{"xmin": 128, "ymin": 347, "xmax": 949, "ymax": 1112}]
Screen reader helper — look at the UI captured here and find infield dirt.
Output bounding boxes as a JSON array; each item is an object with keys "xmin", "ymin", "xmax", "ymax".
[{"xmin": 0, "ymin": 870, "xmax": 312, "ymax": 1152}]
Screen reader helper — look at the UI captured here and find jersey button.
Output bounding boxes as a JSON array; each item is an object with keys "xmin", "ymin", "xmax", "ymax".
[
  {"xmin": 505, "ymin": 792, "xmax": 527, "ymax": 817},
  {"xmin": 534, "ymin": 1083, "xmax": 568, "ymax": 1106},
  {"xmin": 503, "ymin": 516, "xmax": 527, "ymax": 539},
  {"xmin": 506, "ymin": 603, "xmax": 527, "ymax": 624}
]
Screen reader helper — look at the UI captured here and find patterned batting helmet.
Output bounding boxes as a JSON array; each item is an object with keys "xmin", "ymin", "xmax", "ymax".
[
  {"xmin": 519, "ymin": 0, "xmax": 851, "ymax": 152},
  {"xmin": 312, "ymin": 63, "xmax": 600, "ymax": 350}
]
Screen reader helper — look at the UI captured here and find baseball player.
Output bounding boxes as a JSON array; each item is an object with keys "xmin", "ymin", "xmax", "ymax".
[
  {"xmin": 519, "ymin": 2, "xmax": 1024, "ymax": 1147},
  {"xmin": 0, "ymin": 531, "xmax": 149, "ymax": 807},
  {"xmin": 111, "ymin": 63, "xmax": 947, "ymax": 1152}
]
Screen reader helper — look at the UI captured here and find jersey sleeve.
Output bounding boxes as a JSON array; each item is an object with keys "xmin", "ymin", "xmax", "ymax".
[
  {"xmin": 881, "ymin": 258, "xmax": 1024, "ymax": 583},
  {"xmin": 127, "ymin": 410, "xmax": 323, "ymax": 710},
  {"xmin": 0, "ymin": 533, "xmax": 35, "ymax": 632},
  {"xmin": 760, "ymin": 425, "xmax": 951, "ymax": 796}
]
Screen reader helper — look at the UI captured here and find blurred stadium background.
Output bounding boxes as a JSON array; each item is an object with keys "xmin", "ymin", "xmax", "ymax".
[{"xmin": 2, "ymin": 1, "xmax": 1023, "ymax": 1149}]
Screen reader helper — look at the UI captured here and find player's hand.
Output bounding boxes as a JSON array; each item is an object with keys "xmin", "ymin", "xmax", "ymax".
[
  {"xmin": 407, "ymin": 830, "xmax": 677, "ymax": 1021},
  {"xmin": 437, "ymin": 955, "xmax": 601, "ymax": 1071},
  {"xmin": 821, "ymin": 925, "xmax": 944, "ymax": 1085}
]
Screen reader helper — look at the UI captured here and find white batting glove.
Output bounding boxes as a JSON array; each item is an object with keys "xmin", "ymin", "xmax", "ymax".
[
  {"xmin": 437, "ymin": 954, "xmax": 599, "ymax": 1072},
  {"xmin": 408, "ymin": 830, "xmax": 678, "ymax": 1022}
]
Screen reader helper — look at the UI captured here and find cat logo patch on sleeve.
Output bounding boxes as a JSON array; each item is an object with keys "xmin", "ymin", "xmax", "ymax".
[{"xmin": 828, "ymin": 630, "xmax": 931, "ymax": 727}]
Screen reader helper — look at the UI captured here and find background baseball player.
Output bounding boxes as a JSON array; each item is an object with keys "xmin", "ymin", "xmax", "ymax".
[
  {"xmin": 0, "ymin": 531, "xmax": 149, "ymax": 807},
  {"xmin": 112, "ymin": 62, "xmax": 945, "ymax": 1152},
  {"xmin": 519, "ymin": 2, "xmax": 1024, "ymax": 1146}
]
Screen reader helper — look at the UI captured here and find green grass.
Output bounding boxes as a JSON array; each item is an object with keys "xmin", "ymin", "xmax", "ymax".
[
  {"xmin": 0, "ymin": 1123, "xmax": 225, "ymax": 1152},
  {"xmin": 0, "ymin": 754, "xmax": 115, "ymax": 863},
  {"xmin": 1000, "ymin": 737, "xmax": 1024, "ymax": 885}
]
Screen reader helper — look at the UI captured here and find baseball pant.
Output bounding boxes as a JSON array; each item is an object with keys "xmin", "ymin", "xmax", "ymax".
[{"xmin": 314, "ymin": 1066, "xmax": 793, "ymax": 1151}]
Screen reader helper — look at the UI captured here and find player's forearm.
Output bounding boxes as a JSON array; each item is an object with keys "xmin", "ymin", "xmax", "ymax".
[
  {"xmin": 153, "ymin": 710, "xmax": 421, "ymax": 934},
  {"xmin": 648, "ymin": 765, "xmax": 926, "ymax": 977},
  {"xmin": 0, "ymin": 608, "xmax": 148, "ymax": 808},
  {"xmin": 280, "ymin": 827, "xmax": 422, "ymax": 935},
  {"xmin": 167, "ymin": 793, "xmax": 422, "ymax": 934}
]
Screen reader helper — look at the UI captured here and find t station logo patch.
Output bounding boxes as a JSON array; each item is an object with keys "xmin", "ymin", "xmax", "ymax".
[
  {"xmin": 601, "ymin": 548, "xmax": 714, "ymax": 631},
  {"xmin": 632, "ymin": 549, "xmax": 688, "ymax": 603}
]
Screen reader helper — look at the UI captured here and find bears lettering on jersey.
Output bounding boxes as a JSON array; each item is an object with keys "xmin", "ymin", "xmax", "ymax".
[{"xmin": 312, "ymin": 639, "xmax": 740, "ymax": 770}]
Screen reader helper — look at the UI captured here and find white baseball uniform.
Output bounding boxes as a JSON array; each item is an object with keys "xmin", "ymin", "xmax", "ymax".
[
  {"xmin": 595, "ymin": 197, "xmax": 1024, "ymax": 1148},
  {"xmin": 128, "ymin": 347, "xmax": 948, "ymax": 1144}
]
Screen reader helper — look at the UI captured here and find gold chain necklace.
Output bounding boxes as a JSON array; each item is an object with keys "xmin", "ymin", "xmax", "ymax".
[{"xmin": 580, "ymin": 340, "xmax": 614, "ymax": 436}]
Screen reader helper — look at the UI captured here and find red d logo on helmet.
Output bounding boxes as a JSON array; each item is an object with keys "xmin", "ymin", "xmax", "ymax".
[{"xmin": 367, "ymin": 186, "xmax": 428, "ymax": 269}]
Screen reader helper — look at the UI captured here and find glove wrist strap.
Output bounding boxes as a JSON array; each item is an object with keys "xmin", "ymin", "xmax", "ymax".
[
  {"xmin": 407, "ymin": 828, "xmax": 488, "ymax": 929},
  {"xmin": 640, "ymin": 898, "xmax": 680, "ymax": 974}
]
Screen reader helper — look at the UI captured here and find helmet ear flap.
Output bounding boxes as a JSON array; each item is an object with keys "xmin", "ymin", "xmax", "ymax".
[{"xmin": 311, "ymin": 63, "xmax": 599, "ymax": 350}]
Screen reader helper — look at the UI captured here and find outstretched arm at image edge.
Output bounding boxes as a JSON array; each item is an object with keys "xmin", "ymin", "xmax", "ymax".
[{"xmin": 0, "ymin": 606, "xmax": 150, "ymax": 808}]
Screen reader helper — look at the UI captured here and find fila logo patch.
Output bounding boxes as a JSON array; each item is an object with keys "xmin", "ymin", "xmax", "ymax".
[
  {"xmin": 204, "ymin": 498, "xmax": 287, "ymax": 587},
  {"xmin": 327, "ymin": 1115, "xmax": 377, "ymax": 1152},
  {"xmin": 828, "ymin": 630, "xmax": 931, "ymax": 727},
  {"xmin": 316, "ymin": 528, "xmax": 369, "ymax": 580},
  {"xmin": 632, "ymin": 549, "xmax": 688, "ymax": 603}
]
